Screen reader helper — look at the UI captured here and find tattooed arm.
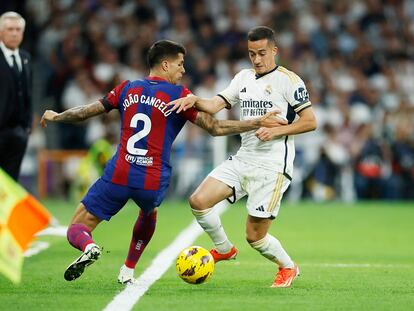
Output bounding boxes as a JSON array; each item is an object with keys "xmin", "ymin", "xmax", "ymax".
[
  {"xmin": 40, "ymin": 101, "xmax": 106, "ymax": 127},
  {"xmin": 194, "ymin": 110, "xmax": 286, "ymax": 136}
]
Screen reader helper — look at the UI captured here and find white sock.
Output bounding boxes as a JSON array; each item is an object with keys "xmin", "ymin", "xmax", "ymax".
[
  {"xmin": 121, "ymin": 264, "xmax": 134, "ymax": 273},
  {"xmin": 118, "ymin": 264, "xmax": 134, "ymax": 283},
  {"xmin": 192, "ymin": 208, "xmax": 233, "ymax": 253},
  {"xmin": 249, "ymin": 234, "xmax": 294, "ymax": 268},
  {"xmin": 84, "ymin": 242, "xmax": 98, "ymax": 253}
]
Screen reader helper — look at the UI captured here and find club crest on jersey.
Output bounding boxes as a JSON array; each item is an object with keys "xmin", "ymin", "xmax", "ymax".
[{"xmin": 264, "ymin": 85, "xmax": 272, "ymax": 95}]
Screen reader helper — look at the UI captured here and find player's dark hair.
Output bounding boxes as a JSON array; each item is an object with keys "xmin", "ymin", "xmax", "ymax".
[
  {"xmin": 147, "ymin": 40, "xmax": 186, "ymax": 68},
  {"xmin": 247, "ymin": 26, "xmax": 276, "ymax": 46}
]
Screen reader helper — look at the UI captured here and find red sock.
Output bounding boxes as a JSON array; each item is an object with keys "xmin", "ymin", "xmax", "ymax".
[
  {"xmin": 125, "ymin": 209, "xmax": 157, "ymax": 269},
  {"xmin": 67, "ymin": 223, "xmax": 94, "ymax": 251}
]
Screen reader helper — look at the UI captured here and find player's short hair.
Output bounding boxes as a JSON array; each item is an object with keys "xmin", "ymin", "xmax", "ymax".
[
  {"xmin": 147, "ymin": 40, "xmax": 186, "ymax": 68},
  {"xmin": 247, "ymin": 26, "xmax": 276, "ymax": 46},
  {"xmin": 0, "ymin": 11, "xmax": 25, "ymax": 30}
]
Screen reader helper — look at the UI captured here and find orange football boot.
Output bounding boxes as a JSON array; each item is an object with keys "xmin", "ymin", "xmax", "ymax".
[
  {"xmin": 271, "ymin": 263, "xmax": 299, "ymax": 288},
  {"xmin": 210, "ymin": 246, "xmax": 238, "ymax": 263}
]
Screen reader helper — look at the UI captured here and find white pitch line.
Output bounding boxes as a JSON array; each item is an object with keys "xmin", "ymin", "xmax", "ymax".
[
  {"xmin": 233, "ymin": 261, "xmax": 413, "ymax": 269},
  {"xmin": 300, "ymin": 263, "xmax": 414, "ymax": 268},
  {"xmin": 24, "ymin": 241, "xmax": 50, "ymax": 257},
  {"xmin": 103, "ymin": 202, "xmax": 229, "ymax": 311},
  {"xmin": 36, "ymin": 225, "xmax": 68, "ymax": 237},
  {"xmin": 25, "ymin": 224, "xmax": 67, "ymax": 258}
]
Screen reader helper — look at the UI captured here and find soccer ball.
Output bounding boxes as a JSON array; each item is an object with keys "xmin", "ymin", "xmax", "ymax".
[{"xmin": 176, "ymin": 246, "xmax": 215, "ymax": 284}]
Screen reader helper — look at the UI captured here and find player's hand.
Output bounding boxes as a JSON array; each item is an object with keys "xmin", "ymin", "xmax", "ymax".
[
  {"xmin": 168, "ymin": 95, "xmax": 198, "ymax": 113},
  {"xmin": 258, "ymin": 110, "xmax": 288, "ymax": 128},
  {"xmin": 40, "ymin": 110, "xmax": 58, "ymax": 128},
  {"xmin": 255, "ymin": 127, "xmax": 284, "ymax": 141}
]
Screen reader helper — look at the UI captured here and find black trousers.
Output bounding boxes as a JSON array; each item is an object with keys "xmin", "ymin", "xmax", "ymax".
[{"xmin": 0, "ymin": 126, "xmax": 29, "ymax": 181}]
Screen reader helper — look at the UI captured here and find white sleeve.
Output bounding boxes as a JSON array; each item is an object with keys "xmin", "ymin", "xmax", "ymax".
[
  {"xmin": 217, "ymin": 72, "xmax": 241, "ymax": 108},
  {"xmin": 284, "ymin": 75, "xmax": 312, "ymax": 113}
]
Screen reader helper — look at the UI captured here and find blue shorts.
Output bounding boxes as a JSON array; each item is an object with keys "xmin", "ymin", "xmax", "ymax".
[{"xmin": 81, "ymin": 178, "xmax": 168, "ymax": 221}]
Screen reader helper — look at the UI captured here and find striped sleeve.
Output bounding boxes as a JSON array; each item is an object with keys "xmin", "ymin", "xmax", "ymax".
[
  {"xmin": 99, "ymin": 80, "xmax": 129, "ymax": 111},
  {"xmin": 180, "ymin": 86, "xmax": 192, "ymax": 98},
  {"xmin": 182, "ymin": 107, "xmax": 198, "ymax": 122},
  {"xmin": 179, "ymin": 86, "xmax": 198, "ymax": 122}
]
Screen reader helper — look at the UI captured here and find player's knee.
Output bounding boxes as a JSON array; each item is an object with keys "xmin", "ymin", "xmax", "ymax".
[
  {"xmin": 71, "ymin": 208, "xmax": 100, "ymax": 231},
  {"xmin": 189, "ymin": 193, "xmax": 207, "ymax": 210},
  {"xmin": 246, "ymin": 232, "xmax": 266, "ymax": 244}
]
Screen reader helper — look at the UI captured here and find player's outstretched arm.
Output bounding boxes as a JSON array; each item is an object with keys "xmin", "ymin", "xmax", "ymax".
[
  {"xmin": 194, "ymin": 110, "xmax": 287, "ymax": 136},
  {"xmin": 40, "ymin": 101, "xmax": 106, "ymax": 128},
  {"xmin": 255, "ymin": 107, "xmax": 317, "ymax": 141},
  {"xmin": 168, "ymin": 95, "xmax": 227, "ymax": 114}
]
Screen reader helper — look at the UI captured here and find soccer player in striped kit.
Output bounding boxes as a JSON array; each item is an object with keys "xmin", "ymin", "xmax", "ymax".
[{"xmin": 40, "ymin": 40, "xmax": 286, "ymax": 283}]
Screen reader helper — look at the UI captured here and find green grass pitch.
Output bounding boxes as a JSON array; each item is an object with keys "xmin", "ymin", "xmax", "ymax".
[{"xmin": 1, "ymin": 200, "xmax": 413, "ymax": 311}]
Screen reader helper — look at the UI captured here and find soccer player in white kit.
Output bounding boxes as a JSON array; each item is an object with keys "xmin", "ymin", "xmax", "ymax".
[{"xmin": 169, "ymin": 26, "xmax": 317, "ymax": 287}]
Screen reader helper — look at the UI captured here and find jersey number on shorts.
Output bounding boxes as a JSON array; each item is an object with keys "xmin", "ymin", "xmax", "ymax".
[{"xmin": 126, "ymin": 113, "xmax": 151, "ymax": 155}]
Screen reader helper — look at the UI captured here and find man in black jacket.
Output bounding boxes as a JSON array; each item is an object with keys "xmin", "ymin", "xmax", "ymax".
[{"xmin": 0, "ymin": 11, "xmax": 32, "ymax": 180}]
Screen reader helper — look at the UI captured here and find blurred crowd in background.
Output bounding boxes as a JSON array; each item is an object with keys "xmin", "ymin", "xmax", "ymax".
[{"xmin": 4, "ymin": 0, "xmax": 414, "ymax": 201}]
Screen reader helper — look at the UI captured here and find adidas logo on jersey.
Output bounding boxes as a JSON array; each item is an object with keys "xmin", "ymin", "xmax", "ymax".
[
  {"xmin": 240, "ymin": 87, "xmax": 246, "ymax": 93},
  {"xmin": 255, "ymin": 205, "xmax": 265, "ymax": 212}
]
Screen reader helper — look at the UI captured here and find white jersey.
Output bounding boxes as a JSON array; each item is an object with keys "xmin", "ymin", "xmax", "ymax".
[{"xmin": 218, "ymin": 66, "xmax": 311, "ymax": 179}]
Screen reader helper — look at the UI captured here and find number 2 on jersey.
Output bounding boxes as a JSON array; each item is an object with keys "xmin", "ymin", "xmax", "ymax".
[{"xmin": 126, "ymin": 113, "xmax": 151, "ymax": 155}]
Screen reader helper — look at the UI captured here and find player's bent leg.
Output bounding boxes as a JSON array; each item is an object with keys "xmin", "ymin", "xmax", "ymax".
[
  {"xmin": 189, "ymin": 176, "xmax": 233, "ymax": 211},
  {"xmin": 246, "ymin": 215, "xmax": 299, "ymax": 288},
  {"xmin": 65, "ymin": 203, "xmax": 102, "ymax": 281},
  {"xmin": 189, "ymin": 177, "xmax": 237, "ymax": 259},
  {"xmin": 70, "ymin": 203, "xmax": 102, "ymax": 231},
  {"xmin": 67, "ymin": 203, "xmax": 102, "ymax": 251}
]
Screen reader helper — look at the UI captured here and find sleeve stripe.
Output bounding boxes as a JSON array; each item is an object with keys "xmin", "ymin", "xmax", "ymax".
[
  {"xmin": 217, "ymin": 94, "xmax": 232, "ymax": 109},
  {"xmin": 100, "ymin": 97, "xmax": 112, "ymax": 112},
  {"xmin": 294, "ymin": 102, "xmax": 312, "ymax": 113},
  {"xmin": 277, "ymin": 67, "xmax": 299, "ymax": 83},
  {"xmin": 292, "ymin": 101, "xmax": 311, "ymax": 110}
]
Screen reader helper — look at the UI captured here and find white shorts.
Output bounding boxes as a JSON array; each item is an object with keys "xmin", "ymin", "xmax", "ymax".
[{"xmin": 209, "ymin": 156, "xmax": 291, "ymax": 219}]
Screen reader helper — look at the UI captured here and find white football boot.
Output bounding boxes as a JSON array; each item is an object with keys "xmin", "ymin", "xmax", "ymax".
[
  {"xmin": 64, "ymin": 244, "xmax": 101, "ymax": 281},
  {"xmin": 118, "ymin": 264, "xmax": 135, "ymax": 284}
]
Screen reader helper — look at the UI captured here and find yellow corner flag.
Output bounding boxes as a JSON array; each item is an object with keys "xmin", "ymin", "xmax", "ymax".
[{"xmin": 0, "ymin": 169, "xmax": 51, "ymax": 284}]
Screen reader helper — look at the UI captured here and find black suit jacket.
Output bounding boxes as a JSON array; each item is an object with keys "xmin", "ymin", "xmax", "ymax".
[{"xmin": 0, "ymin": 47, "xmax": 32, "ymax": 131}]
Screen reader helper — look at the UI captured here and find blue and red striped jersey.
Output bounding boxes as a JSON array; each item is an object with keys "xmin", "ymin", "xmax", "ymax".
[{"xmin": 99, "ymin": 77, "xmax": 198, "ymax": 190}]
